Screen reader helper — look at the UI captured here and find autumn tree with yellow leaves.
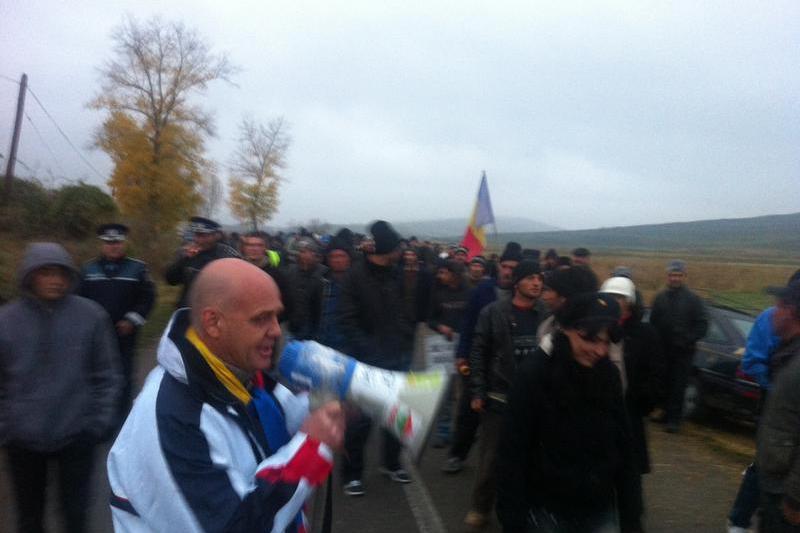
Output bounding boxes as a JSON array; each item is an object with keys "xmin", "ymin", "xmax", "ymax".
[
  {"xmin": 228, "ymin": 117, "xmax": 290, "ymax": 231},
  {"xmin": 91, "ymin": 16, "xmax": 234, "ymax": 255}
]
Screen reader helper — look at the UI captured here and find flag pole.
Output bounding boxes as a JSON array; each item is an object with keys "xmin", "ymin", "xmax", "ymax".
[{"xmin": 482, "ymin": 170, "xmax": 499, "ymax": 246}]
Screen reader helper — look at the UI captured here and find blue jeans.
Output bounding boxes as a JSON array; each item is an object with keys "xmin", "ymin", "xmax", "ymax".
[
  {"xmin": 435, "ymin": 376, "xmax": 455, "ymax": 441},
  {"xmin": 729, "ymin": 463, "xmax": 759, "ymax": 528}
]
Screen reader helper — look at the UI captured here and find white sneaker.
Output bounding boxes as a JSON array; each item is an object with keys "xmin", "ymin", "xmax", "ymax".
[{"xmin": 343, "ymin": 479, "xmax": 365, "ymax": 496}]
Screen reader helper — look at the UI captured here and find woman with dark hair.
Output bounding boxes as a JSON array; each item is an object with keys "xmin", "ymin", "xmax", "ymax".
[{"xmin": 496, "ymin": 293, "xmax": 639, "ymax": 533}]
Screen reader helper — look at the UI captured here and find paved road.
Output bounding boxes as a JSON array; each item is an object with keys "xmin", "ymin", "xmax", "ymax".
[
  {"xmin": 2, "ymin": 333, "xmax": 755, "ymax": 533},
  {"xmin": 328, "ymin": 417, "xmax": 752, "ymax": 533}
]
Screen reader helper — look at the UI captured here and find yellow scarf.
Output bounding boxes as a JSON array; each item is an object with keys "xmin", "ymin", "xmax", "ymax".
[{"xmin": 185, "ymin": 326, "xmax": 252, "ymax": 405}]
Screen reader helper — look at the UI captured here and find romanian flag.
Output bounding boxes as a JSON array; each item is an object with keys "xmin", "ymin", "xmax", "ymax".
[{"xmin": 460, "ymin": 172, "xmax": 495, "ymax": 259}]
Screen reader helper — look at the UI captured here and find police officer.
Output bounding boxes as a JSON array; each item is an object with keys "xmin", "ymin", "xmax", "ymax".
[
  {"xmin": 165, "ymin": 216, "xmax": 239, "ymax": 308},
  {"xmin": 80, "ymin": 223, "xmax": 156, "ymax": 424}
]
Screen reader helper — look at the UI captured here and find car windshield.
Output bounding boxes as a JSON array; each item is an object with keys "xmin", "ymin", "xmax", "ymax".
[{"xmin": 730, "ymin": 317, "xmax": 754, "ymax": 339}]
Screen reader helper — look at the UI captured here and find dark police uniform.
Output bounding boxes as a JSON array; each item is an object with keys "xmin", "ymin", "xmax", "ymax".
[
  {"xmin": 79, "ymin": 224, "xmax": 156, "ymax": 424},
  {"xmin": 165, "ymin": 216, "xmax": 240, "ymax": 308}
]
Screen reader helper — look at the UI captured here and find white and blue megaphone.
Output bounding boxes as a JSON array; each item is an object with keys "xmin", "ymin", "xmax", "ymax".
[{"xmin": 278, "ymin": 340, "xmax": 447, "ymax": 462}]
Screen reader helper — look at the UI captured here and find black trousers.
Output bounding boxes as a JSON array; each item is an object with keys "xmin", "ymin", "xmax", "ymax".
[
  {"xmin": 449, "ymin": 374, "xmax": 480, "ymax": 461},
  {"xmin": 341, "ymin": 408, "xmax": 403, "ymax": 482},
  {"xmin": 116, "ymin": 333, "xmax": 137, "ymax": 426},
  {"xmin": 6, "ymin": 441, "xmax": 96, "ymax": 533},
  {"xmin": 664, "ymin": 349, "xmax": 694, "ymax": 425}
]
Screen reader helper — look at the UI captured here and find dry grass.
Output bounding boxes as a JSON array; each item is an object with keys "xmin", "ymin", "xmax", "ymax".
[
  {"xmin": 480, "ymin": 243, "xmax": 795, "ymax": 314},
  {"xmin": 589, "ymin": 255, "xmax": 796, "ymax": 311}
]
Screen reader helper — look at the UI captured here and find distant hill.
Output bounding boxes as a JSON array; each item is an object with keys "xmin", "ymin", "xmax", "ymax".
[
  {"xmin": 485, "ymin": 212, "xmax": 800, "ymax": 259},
  {"xmin": 331, "ymin": 216, "xmax": 558, "ymax": 239}
]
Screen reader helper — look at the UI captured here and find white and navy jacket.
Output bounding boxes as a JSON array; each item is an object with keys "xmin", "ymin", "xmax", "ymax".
[{"xmin": 107, "ymin": 309, "xmax": 332, "ymax": 532}]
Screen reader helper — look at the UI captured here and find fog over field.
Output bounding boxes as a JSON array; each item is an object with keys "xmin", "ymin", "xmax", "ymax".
[{"xmin": 2, "ymin": 2, "xmax": 798, "ymax": 229}]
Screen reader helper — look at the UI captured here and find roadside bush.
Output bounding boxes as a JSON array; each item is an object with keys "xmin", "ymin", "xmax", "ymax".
[
  {"xmin": 0, "ymin": 177, "xmax": 51, "ymax": 236},
  {"xmin": 48, "ymin": 182, "xmax": 118, "ymax": 239}
]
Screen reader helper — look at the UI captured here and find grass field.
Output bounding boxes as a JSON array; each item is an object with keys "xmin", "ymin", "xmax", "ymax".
[{"xmin": 588, "ymin": 254, "xmax": 794, "ymax": 314}]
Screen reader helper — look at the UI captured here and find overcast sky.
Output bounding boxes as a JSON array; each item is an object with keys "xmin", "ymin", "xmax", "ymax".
[{"xmin": 2, "ymin": 1, "xmax": 798, "ymax": 231}]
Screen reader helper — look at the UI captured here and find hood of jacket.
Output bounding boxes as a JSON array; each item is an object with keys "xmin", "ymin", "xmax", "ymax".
[{"xmin": 17, "ymin": 242, "xmax": 78, "ymax": 293}]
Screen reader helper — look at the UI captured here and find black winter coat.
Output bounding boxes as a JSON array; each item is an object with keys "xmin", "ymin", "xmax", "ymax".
[
  {"xmin": 468, "ymin": 298, "xmax": 547, "ymax": 407},
  {"xmin": 286, "ymin": 263, "xmax": 326, "ymax": 340},
  {"xmin": 165, "ymin": 243, "xmax": 240, "ymax": 308},
  {"xmin": 619, "ymin": 315, "xmax": 665, "ymax": 474},
  {"xmin": 427, "ymin": 280, "xmax": 471, "ymax": 333},
  {"xmin": 398, "ymin": 263, "xmax": 433, "ymax": 324},
  {"xmin": 649, "ymin": 285, "xmax": 708, "ymax": 353},
  {"xmin": 496, "ymin": 333, "xmax": 639, "ymax": 532},
  {"xmin": 338, "ymin": 260, "xmax": 415, "ymax": 370}
]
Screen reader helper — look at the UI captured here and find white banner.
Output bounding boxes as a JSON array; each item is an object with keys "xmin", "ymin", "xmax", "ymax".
[{"xmin": 423, "ymin": 333, "xmax": 459, "ymax": 374}]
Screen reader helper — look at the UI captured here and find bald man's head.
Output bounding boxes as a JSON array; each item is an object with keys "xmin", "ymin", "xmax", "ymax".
[
  {"xmin": 189, "ymin": 259, "xmax": 276, "ymax": 325},
  {"xmin": 189, "ymin": 258, "xmax": 283, "ymax": 373}
]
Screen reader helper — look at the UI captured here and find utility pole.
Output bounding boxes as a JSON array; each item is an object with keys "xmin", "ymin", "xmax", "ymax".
[{"xmin": 3, "ymin": 73, "xmax": 27, "ymax": 204}]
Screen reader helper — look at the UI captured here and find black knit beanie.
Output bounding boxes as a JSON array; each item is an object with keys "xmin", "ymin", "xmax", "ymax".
[
  {"xmin": 370, "ymin": 220, "xmax": 401, "ymax": 255},
  {"xmin": 512, "ymin": 260, "xmax": 541, "ymax": 286},
  {"xmin": 499, "ymin": 241, "xmax": 523, "ymax": 263},
  {"xmin": 544, "ymin": 266, "xmax": 599, "ymax": 297}
]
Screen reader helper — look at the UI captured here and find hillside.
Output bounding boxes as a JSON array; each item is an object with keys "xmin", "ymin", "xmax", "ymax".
[
  {"xmin": 330, "ymin": 216, "xmax": 558, "ymax": 238},
  {"xmin": 486, "ymin": 212, "xmax": 800, "ymax": 261}
]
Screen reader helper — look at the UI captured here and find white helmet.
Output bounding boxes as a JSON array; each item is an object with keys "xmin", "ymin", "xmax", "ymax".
[{"xmin": 600, "ymin": 276, "xmax": 637, "ymax": 303}]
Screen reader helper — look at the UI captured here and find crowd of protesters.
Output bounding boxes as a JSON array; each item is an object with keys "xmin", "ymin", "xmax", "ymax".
[{"xmin": 2, "ymin": 214, "xmax": 800, "ymax": 533}]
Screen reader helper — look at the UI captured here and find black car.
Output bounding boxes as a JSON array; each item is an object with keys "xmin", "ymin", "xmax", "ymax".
[{"xmin": 683, "ymin": 305, "xmax": 759, "ymax": 421}]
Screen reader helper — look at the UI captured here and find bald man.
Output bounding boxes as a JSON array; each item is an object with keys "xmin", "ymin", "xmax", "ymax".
[{"xmin": 107, "ymin": 259, "xmax": 343, "ymax": 532}]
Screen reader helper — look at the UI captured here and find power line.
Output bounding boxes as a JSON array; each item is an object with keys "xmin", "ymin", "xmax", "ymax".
[
  {"xmin": 0, "ymin": 74, "xmax": 21, "ymax": 85},
  {"xmin": 14, "ymin": 157, "xmax": 32, "ymax": 172},
  {"xmin": 25, "ymin": 85, "xmax": 105, "ymax": 181},
  {"xmin": 24, "ymin": 112, "xmax": 67, "ymax": 177}
]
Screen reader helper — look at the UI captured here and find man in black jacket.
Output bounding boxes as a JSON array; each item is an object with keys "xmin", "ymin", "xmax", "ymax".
[
  {"xmin": 428, "ymin": 259, "xmax": 471, "ymax": 341},
  {"xmin": 338, "ymin": 220, "xmax": 414, "ymax": 496},
  {"xmin": 757, "ymin": 279, "xmax": 800, "ymax": 531},
  {"xmin": 464, "ymin": 260, "xmax": 547, "ymax": 529},
  {"xmin": 165, "ymin": 216, "xmax": 240, "ymax": 308},
  {"xmin": 286, "ymin": 237, "xmax": 326, "ymax": 340},
  {"xmin": 649, "ymin": 259, "xmax": 709, "ymax": 432},
  {"xmin": 442, "ymin": 242, "xmax": 522, "ymax": 475},
  {"xmin": 428, "ymin": 259, "xmax": 472, "ymax": 448}
]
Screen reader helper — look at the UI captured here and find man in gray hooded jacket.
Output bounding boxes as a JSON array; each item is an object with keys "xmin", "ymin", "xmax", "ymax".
[{"xmin": 0, "ymin": 242, "xmax": 122, "ymax": 533}]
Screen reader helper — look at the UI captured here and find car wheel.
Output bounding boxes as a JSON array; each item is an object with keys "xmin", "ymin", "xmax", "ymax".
[{"xmin": 683, "ymin": 377, "xmax": 705, "ymax": 420}]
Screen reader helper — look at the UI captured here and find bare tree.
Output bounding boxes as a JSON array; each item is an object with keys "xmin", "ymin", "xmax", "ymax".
[
  {"xmin": 228, "ymin": 117, "xmax": 290, "ymax": 231},
  {"xmin": 90, "ymin": 15, "xmax": 236, "ymax": 251}
]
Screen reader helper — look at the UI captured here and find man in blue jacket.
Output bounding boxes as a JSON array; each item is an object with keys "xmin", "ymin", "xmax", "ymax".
[
  {"xmin": 727, "ymin": 269, "xmax": 799, "ymax": 533},
  {"xmin": 80, "ymin": 223, "xmax": 156, "ymax": 425}
]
